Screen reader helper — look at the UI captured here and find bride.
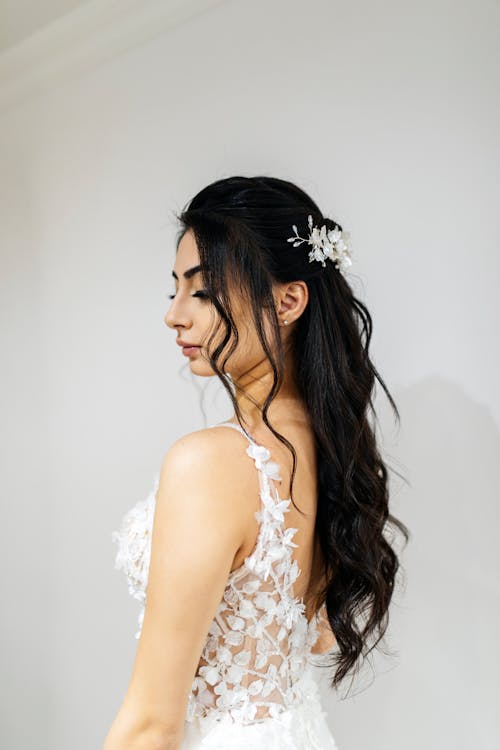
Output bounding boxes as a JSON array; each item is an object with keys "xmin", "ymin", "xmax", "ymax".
[{"xmin": 103, "ymin": 174, "xmax": 409, "ymax": 749}]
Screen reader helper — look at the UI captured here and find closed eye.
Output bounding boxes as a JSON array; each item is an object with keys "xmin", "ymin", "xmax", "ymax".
[{"xmin": 167, "ymin": 290, "xmax": 210, "ymax": 300}]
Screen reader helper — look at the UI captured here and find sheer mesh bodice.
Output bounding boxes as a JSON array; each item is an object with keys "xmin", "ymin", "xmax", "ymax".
[{"xmin": 111, "ymin": 421, "xmax": 337, "ymax": 745}]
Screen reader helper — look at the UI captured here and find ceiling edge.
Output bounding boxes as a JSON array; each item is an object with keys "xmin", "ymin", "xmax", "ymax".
[{"xmin": 0, "ymin": 0, "xmax": 229, "ymax": 114}]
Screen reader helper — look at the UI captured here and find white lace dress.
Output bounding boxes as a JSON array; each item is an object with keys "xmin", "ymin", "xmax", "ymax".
[{"xmin": 111, "ymin": 421, "xmax": 340, "ymax": 749}]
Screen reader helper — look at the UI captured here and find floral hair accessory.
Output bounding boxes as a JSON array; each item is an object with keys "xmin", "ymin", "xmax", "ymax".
[{"xmin": 287, "ymin": 214, "xmax": 353, "ymax": 275}]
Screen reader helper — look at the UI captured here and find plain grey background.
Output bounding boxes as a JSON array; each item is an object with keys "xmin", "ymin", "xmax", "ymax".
[{"xmin": 1, "ymin": 0, "xmax": 498, "ymax": 748}]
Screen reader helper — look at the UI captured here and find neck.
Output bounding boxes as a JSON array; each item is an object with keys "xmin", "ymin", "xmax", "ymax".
[{"xmin": 228, "ymin": 351, "xmax": 306, "ymax": 431}]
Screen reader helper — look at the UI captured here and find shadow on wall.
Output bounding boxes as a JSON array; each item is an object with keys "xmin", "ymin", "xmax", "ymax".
[{"xmin": 313, "ymin": 375, "xmax": 499, "ymax": 750}]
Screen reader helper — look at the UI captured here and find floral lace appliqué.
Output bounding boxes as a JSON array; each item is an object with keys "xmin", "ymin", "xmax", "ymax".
[
  {"xmin": 111, "ymin": 472, "xmax": 159, "ymax": 639},
  {"xmin": 111, "ymin": 423, "xmax": 327, "ymax": 730}
]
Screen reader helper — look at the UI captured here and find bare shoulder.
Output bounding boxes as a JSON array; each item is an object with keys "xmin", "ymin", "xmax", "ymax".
[
  {"xmin": 160, "ymin": 424, "xmax": 254, "ymax": 479},
  {"xmin": 157, "ymin": 425, "xmax": 259, "ymax": 530}
]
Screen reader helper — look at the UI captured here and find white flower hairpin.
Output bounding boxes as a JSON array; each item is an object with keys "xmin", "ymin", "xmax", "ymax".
[{"xmin": 287, "ymin": 214, "xmax": 353, "ymax": 276}]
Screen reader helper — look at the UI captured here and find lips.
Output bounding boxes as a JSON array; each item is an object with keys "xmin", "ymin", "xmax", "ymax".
[{"xmin": 180, "ymin": 344, "xmax": 200, "ymax": 358}]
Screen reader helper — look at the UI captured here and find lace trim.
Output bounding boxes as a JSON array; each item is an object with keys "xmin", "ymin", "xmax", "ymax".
[
  {"xmin": 183, "ymin": 662, "xmax": 339, "ymax": 750},
  {"xmin": 111, "ymin": 472, "xmax": 160, "ymax": 637},
  {"xmin": 183, "ymin": 422, "xmax": 321, "ymax": 724},
  {"xmin": 111, "ymin": 422, "xmax": 324, "ymax": 726}
]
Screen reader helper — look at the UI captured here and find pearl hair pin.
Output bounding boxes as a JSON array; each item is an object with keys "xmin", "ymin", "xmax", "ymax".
[{"xmin": 287, "ymin": 214, "xmax": 353, "ymax": 276}]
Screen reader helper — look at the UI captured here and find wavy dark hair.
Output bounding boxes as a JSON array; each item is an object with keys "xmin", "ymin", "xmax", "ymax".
[{"xmin": 171, "ymin": 175, "xmax": 410, "ymax": 696}]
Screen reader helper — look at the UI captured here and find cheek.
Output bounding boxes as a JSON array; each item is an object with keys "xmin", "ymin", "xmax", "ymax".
[
  {"xmin": 196, "ymin": 311, "xmax": 225, "ymax": 354},
  {"xmin": 232, "ymin": 325, "xmax": 265, "ymax": 365}
]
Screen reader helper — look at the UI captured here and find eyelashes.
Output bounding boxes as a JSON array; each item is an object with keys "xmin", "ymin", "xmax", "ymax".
[{"xmin": 166, "ymin": 290, "xmax": 210, "ymax": 301}]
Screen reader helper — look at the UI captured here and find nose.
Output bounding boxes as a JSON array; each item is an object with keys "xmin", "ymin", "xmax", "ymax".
[{"xmin": 164, "ymin": 296, "xmax": 192, "ymax": 331}]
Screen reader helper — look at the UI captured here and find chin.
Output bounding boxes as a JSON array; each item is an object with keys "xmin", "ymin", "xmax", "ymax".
[{"xmin": 188, "ymin": 360, "xmax": 217, "ymax": 378}]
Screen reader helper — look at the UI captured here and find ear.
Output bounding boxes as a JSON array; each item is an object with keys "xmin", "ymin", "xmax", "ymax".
[{"xmin": 275, "ymin": 280, "xmax": 309, "ymax": 322}]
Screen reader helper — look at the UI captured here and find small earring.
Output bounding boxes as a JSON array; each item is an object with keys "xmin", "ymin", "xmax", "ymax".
[{"xmin": 283, "ymin": 320, "xmax": 289, "ymax": 326}]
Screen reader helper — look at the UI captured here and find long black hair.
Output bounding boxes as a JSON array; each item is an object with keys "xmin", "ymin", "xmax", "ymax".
[{"xmin": 172, "ymin": 175, "xmax": 409, "ymax": 695}]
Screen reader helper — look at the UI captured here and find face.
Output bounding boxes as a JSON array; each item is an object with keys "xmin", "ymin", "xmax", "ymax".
[{"xmin": 164, "ymin": 229, "xmax": 276, "ymax": 379}]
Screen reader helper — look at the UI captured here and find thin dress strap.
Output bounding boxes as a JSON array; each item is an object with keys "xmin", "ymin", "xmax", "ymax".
[
  {"xmin": 213, "ymin": 421, "xmax": 298, "ymax": 589},
  {"xmin": 215, "ymin": 420, "xmax": 257, "ymax": 445},
  {"xmin": 214, "ymin": 420, "xmax": 286, "ymax": 498},
  {"xmin": 215, "ymin": 421, "xmax": 283, "ymax": 482}
]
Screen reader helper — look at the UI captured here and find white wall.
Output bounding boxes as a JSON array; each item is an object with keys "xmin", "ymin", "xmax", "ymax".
[
  {"xmin": 0, "ymin": 0, "xmax": 89, "ymax": 50},
  {"xmin": 0, "ymin": 1, "xmax": 498, "ymax": 748}
]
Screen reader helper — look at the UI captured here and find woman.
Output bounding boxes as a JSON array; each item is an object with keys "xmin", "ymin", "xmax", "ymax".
[{"xmin": 104, "ymin": 175, "xmax": 409, "ymax": 749}]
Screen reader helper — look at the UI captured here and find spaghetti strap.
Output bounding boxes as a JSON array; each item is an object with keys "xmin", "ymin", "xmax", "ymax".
[
  {"xmin": 214, "ymin": 420, "xmax": 257, "ymax": 446},
  {"xmin": 214, "ymin": 420, "xmax": 286, "ymax": 489}
]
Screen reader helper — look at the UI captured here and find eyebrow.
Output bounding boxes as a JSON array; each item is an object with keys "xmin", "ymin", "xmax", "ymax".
[{"xmin": 171, "ymin": 264, "xmax": 204, "ymax": 281}]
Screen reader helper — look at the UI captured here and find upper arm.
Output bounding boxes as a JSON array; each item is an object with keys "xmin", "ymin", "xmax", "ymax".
[{"xmin": 121, "ymin": 430, "xmax": 250, "ymax": 736}]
